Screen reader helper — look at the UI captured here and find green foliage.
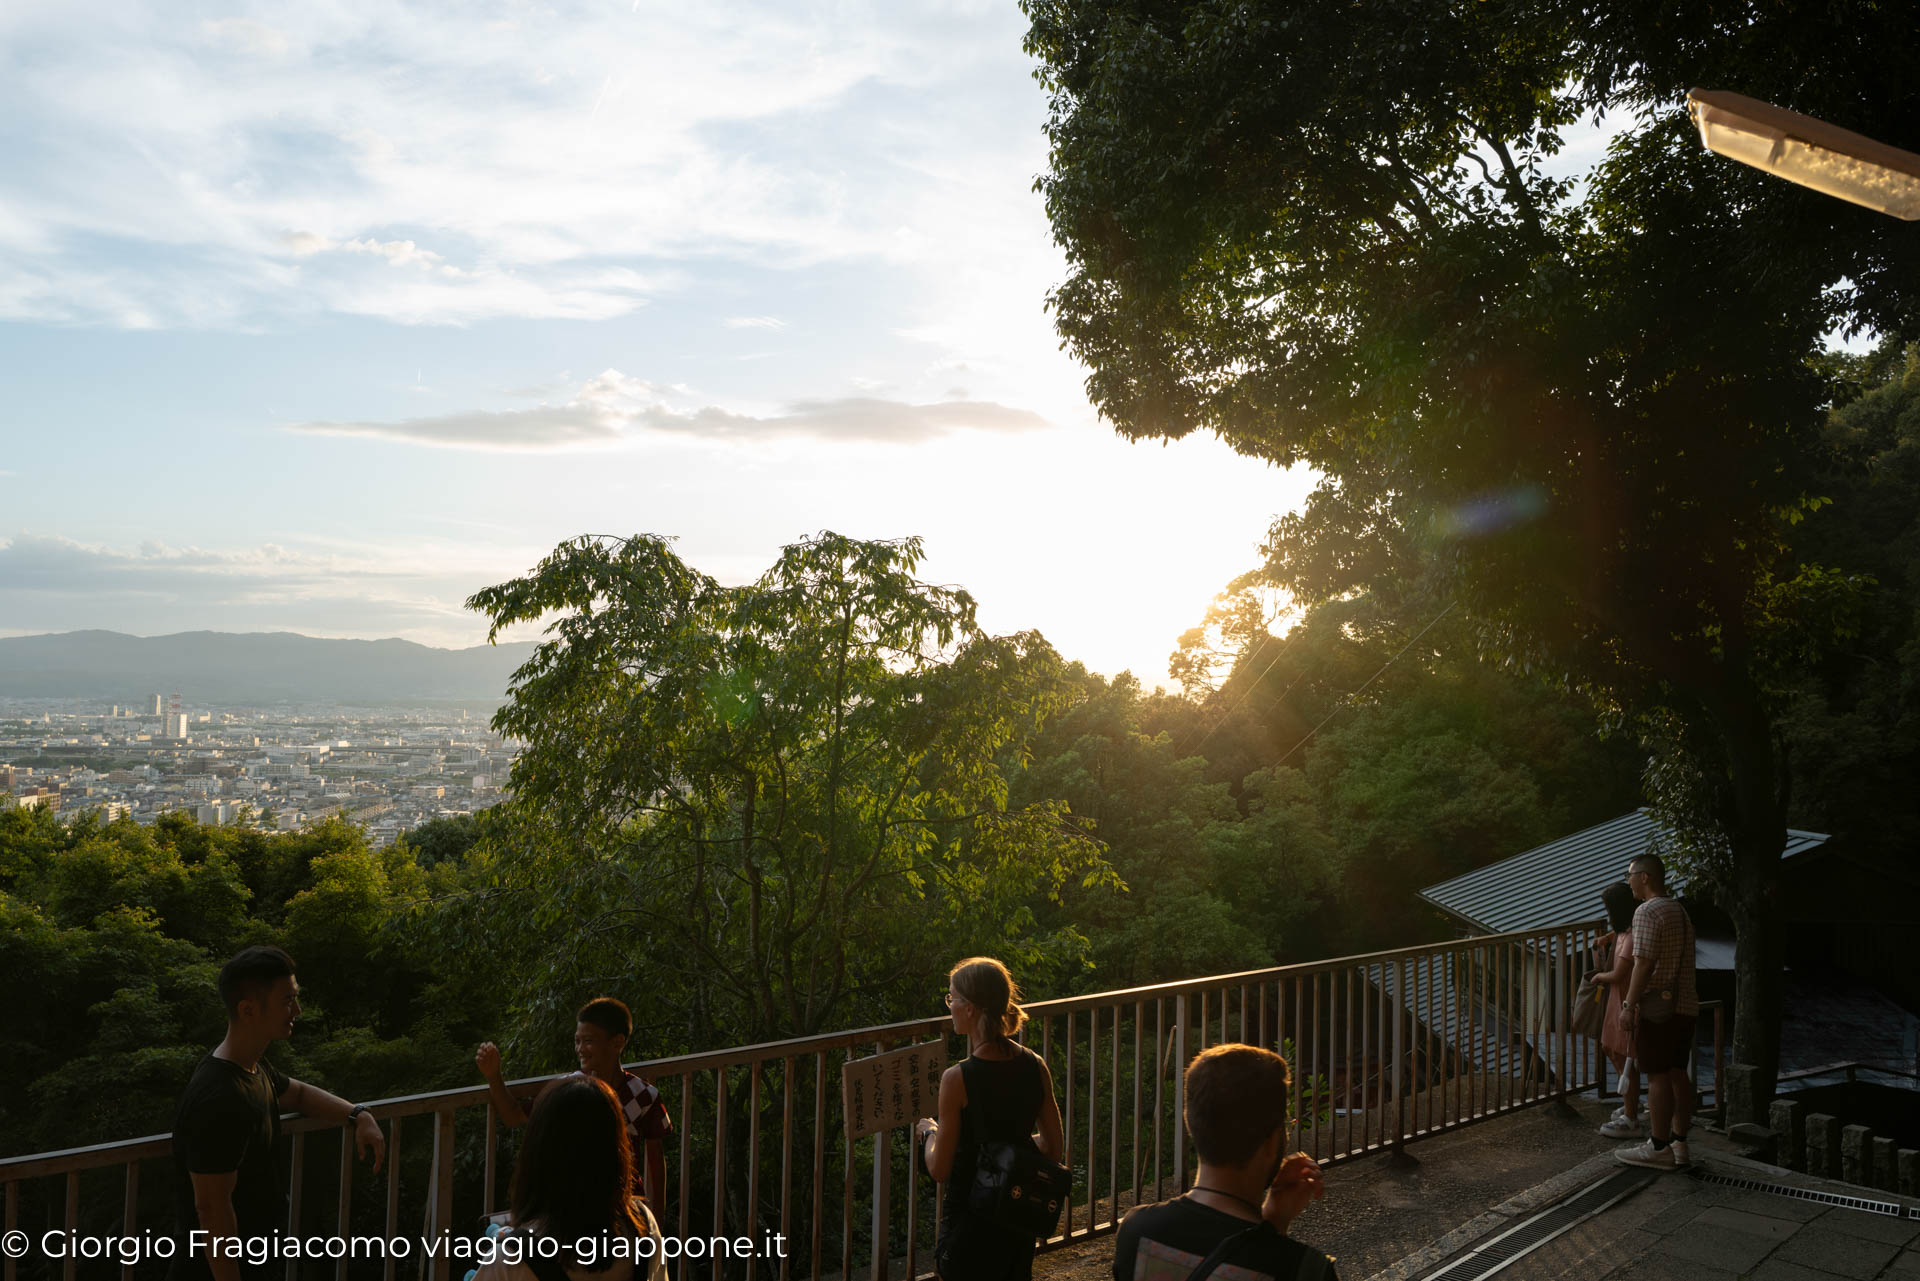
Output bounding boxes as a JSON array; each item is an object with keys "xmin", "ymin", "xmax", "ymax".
[
  {"xmin": 1278, "ymin": 1036, "xmax": 1332, "ymax": 1131},
  {"xmin": 1021, "ymin": 637, "xmax": 1637, "ymax": 985},
  {"xmin": 1771, "ymin": 351, "xmax": 1920, "ymax": 872},
  {"xmin": 394, "ymin": 813, "xmax": 486, "ymax": 867},
  {"xmin": 1022, "ymin": 0, "xmax": 1915, "ymax": 784},
  {"xmin": 1023, "ymin": 0, "xmax": 1918, "ymax": 1086},
  {"xmin": 0, "ymin": 813, "xmax": 500, "ymax": 1157},
  {"xmin": 464, "ymin": 532, "xmax": 1116, "ymax": 1051}
]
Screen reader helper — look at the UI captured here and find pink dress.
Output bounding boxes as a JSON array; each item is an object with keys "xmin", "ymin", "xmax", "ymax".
[{"xmin": 1599, "ymin": 930, "xmax": 1634, "ymax": 1060}]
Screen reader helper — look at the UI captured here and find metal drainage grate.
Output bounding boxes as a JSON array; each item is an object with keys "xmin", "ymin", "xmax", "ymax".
[
  {"xmin": 1415, "ymin": 1168, "xmax": 1655, "ymax": 1281},
  {"xmin": 1685, "ymin": 1166, "xmax": 1920, "ymax": 1219}
]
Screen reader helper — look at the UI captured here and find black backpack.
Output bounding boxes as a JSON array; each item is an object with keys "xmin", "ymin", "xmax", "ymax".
[{"xmin": 960, "ymin": 1053, "xmax": 1073, "ymax": 1238}]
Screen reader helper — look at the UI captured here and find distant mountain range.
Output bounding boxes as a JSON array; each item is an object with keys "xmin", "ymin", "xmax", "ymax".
[{"xmin": 0, "ymin": 630, "xmax": 539, "ymax": 706}]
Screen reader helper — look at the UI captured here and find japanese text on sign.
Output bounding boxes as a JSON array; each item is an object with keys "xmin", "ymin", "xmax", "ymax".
[{"xmin": 840, "ymin": 1042, "xmax": 945, "ymax": 1141}]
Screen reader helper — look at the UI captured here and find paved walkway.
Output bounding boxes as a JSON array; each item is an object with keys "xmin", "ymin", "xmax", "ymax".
[
  {"xmin": 1366, "ymin": 1131, "xmax": 1920, "ymax": 1280},
  {"xmin": 1035, "ymin": 1093, "xmax": 1919, "ymax": 1281},
  {"xmin": 1040, "ymin": 1093, "xmax": 1642, "ymax": 1281}
]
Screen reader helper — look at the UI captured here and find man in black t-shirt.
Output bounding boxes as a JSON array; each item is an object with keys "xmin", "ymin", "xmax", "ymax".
[
  {"xmin": 170, "ymin": 946, "xmax": 387, "ymax": 1281},
  {"xmin": 1113, "ymin": 1044, "xmax": 1336, "ymax": 1281}
]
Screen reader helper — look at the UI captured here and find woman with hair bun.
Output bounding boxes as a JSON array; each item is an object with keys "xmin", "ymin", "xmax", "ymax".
[{"xmin": 914, "ymin": 957, "xmax": 1065, "ymax": 1281}]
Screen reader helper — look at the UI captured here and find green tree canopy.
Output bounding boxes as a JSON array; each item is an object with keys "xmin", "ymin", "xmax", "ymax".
[
  {"xmin": 0, "ymin": 809, "xmax": 490, "ymax": 1161},
  {"xmin": 1023, "ymin": 0, "xmax": 1919, "ymax": 1093},
  {"xmin": 466, "ymin": 532, "xmax": 1115, "ymax": 1050}
]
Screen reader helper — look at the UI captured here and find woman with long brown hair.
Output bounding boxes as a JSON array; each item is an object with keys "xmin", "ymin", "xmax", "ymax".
[
  {"xmin": 475, "ymin": 1075, "xmax": 666, "ymax": 1281},
  {"xmin": 1591, "ymin": 880, "xmax": 1646, "ymax": 1139},
  {"xmin": 914, "ymin": 957, "xmax": 1066, "ymax": 1281}
]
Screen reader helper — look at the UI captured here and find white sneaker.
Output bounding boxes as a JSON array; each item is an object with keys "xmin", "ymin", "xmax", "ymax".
[
  {"xmin": 1670, "ymin": 1137, "xmax": 1691, "ymax": 1168},
  {"xmin": 1615, "ymin": 1138, "xmax": 1678, "ymax": 1170},
  {"xmin": 1600, "ymin": 1114, "xmax": 1647, "ymax": 1138},
  {"xmin": 1610, "ymin": 1105, "xmax": 1627, "ymax": 1121}
]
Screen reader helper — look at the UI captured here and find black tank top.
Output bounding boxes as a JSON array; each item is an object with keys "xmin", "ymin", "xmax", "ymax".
[{"xmin": 953, "ymin": 1042, "xmax": 1044, "ymax": 1175}]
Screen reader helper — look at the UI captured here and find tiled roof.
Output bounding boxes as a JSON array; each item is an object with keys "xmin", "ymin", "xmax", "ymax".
[
  {"xmin": 1418, "ymin": 809, "xmax": 1829, "ymax": 933},
  {"xmin": 1366, "ymin": 957, "xmax": 1536, "ymax": 1081}
]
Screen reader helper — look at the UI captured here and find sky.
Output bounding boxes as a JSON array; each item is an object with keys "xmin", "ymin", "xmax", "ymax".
[{"xmin": 0, "ymin": 0, "xmax": 1318, "ymax": 688}]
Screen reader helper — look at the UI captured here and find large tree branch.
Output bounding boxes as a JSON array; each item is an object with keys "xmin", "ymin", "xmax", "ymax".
[{"xmin": 1481, "ymin": 133, "xmax": 1546, "ymax": 243}]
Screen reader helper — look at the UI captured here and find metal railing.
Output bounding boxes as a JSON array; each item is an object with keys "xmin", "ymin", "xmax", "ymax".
[{"xmin": 4, "ymin": 923, "xmax": 1628, "ymax": 1281}]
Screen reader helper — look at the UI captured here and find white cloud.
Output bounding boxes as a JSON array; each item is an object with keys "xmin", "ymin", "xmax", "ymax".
[
  {"xmin": 0, "ymin": 532, "xmax": 394, "ymax": 597},
  {"xmin": 653, "ymin": 397, "xmax": 1044, "ymax": 442},
  {"xmin": 0, "ymin": 1, "xmax": 1036, "ymax": 327},
  {"xmin": 201, "ymin": 18, "xmax": 292, "ymax": 59},
  {"xmin": 0, "ymin": 532, "xmax": 508, "ymax": 646},
  {"xmin": 283, "ymin": 368, "xmax": 1050, "ymax": 450},
  {"xmin": 289, "ymin": 404, "xmax": 619, "ymax": 450},
  {"xmin": 726, "ymin": 315, "xmax": 786, "ymax": 329},
  {"xmin": 340, "ymin": 237, "xmax": 443, "ymax": 268},
  {"xmin": 282, "ymin": 231, "xmax": 332, "ymax": 255}
]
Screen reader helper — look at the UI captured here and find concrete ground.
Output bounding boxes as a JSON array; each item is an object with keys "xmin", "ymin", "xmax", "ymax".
[
  {"xmin": 1033, "ymin": 1090, "xmax": 1920, "ymax": 1281},
  {"xmin": 1367, "ymin": 1145, "xmax": 1920, "ymax": 1281},
  {"xmin": 1036, "ymin": 1090, "xmax": 1631, "ymax": 1281}
]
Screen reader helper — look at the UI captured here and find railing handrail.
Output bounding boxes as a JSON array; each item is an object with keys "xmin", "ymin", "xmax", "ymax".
[
  {"xmin": 1, "ymin": 919, "xmax": 1609, "ymax": 1180},
  {"xmin": 6, "ymin": 920, "xmax": 1655, "ymax": 1281},
  {"xmin": 1778, "ymin": 1059, "xmax": 1920, "ymax": 1084}
]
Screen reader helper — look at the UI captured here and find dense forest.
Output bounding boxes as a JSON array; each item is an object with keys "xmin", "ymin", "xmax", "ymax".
[{"xmin": 5, "ymin": 345, "xmax": 1914, "ymax": 1167}]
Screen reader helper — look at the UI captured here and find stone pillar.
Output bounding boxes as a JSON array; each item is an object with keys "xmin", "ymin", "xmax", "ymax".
[
  {"xmin": 1899, "ymin": 1149, "xmax": 1919, "ymax": 1197},
  {"xmin": 1841, "ymin": 1124, "xmax": 1873, "ymax": 1185},
  {"xmin": 1871, "ymin": 1137, "xmax": 1898, "ymax": 1193},
  {"xmin": 1806, "ymin": 1113, "xmax": 1841, "ymax": 1179},
  {"xmin": 1724, "ymin": 1062, "xmax": 1765, "ymax": 1128},
  {"xmin": 1770, "ymin": 1099, "xmax": 1805, "ymax": 1172}
]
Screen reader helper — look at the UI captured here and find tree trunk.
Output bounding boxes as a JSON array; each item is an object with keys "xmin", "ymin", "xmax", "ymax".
[
  {"xmin": 1709, "ymin": 683, "xmax": 1791, "ymax": 1104},
  {"xmin": 1726, "ymin": 869, "xmax": 1788, "ymax": 1107}
]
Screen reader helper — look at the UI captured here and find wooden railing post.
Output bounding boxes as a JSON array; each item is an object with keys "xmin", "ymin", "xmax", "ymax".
[
  {"xmin": 1172, "ymin": 995, "xmax": 1188, "ymax": 1190},
  {"xmin": 6, "ymin": 1177, "xmax": 20, "ymax": 1281},
  {"xmin": 336, "ymin": 1130, "xmax": 354, "ymax": 1281},
  {"xmin": 121, "ymin": 1161, "xmax": 140, "ymax": 1281},
  {"xmin": 430, "ymin": 1109, "xmax": 455, "ymax": 1281},
  {"xmin": 285, "ymin": 1132, "xmax": 305, "ymax": 1281},
  {"xmin": 383, "ymin": 1116, "xmax": 401, "ymax": 1281},
  {"xmin": 63, "ymin": 1170, "xmax": 79, "ymax": 1281}
]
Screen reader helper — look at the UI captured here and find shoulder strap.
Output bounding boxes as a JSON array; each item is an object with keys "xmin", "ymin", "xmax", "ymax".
[
  {"xmin": 1185, "ymin": 1221, "xmax": 1271, "ymax": 1281},
  {"xmin": 634, "ymin": 1201, "xmax": 670, "ymax": 1281},
  {"xmin": 958, "ymin": 1055, "xmax": 983, "ymax": 1147},
  {"xmin": 1187, "ymin": 1223, "xmax": 1328, "ymax": 1281}
]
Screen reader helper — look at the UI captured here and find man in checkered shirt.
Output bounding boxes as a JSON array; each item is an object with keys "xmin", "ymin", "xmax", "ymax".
[
  {"xmin": 477, "ymin": 996, "xmax": 673, "ymax": 1204},
  {"xmin": 1614, "ymin": 852, "xmax": 1697, "ymax": 1171}
]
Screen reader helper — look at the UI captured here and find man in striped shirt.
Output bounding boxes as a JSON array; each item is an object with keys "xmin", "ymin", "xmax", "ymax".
[
  {"xmin": 477, "ymin": 997, "xmax": 672, "ymax": 1204},
  {"xmin": 1615, "ymin": 853, "xmax": 1697, "ymax": 1170}
]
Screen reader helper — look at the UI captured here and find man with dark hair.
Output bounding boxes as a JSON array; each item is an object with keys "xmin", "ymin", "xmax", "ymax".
[
  {"xmin": 476, "ymin": 995, "xmax": 672, "ymax": 1205},
  {"xmin": 1615, "ymin": 852, "xmax": 1698, "ymax": 1170},
  {"xmin": 1113, "ymin": 1044, "xmax": 1336, "ymax": 1280},
  {"xmin": 171, "ymin": 946, "xmax": 386, "ymax": 1281}
]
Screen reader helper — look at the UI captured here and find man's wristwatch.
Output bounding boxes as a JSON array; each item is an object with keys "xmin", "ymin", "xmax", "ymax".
[{"xmin": 347, "ymin": 1103, "xmax": 369, "ymax": 1123}]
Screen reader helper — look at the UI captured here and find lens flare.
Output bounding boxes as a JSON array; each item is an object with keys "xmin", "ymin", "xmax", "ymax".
[{"xmin": 1432, "ymin": 485, "xmax": 1549, "ymax": 539}]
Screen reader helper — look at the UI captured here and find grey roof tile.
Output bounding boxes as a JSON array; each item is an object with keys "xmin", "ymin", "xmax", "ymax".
[{"xmin": 1418, "ymin": 810, "xmax": 1828, "ymax": 933}]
